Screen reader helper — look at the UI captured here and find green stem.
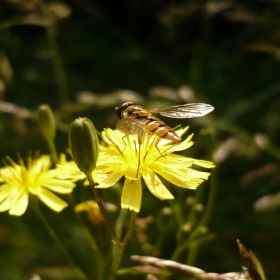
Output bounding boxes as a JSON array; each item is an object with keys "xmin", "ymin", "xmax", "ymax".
[
  {"xmin": 40, "ymin": 2, "xmax": 69, "ymax": 105},
  {"xmin": 193, "ymin": 168, "xmax": 218, "ymax": 235},
  {"xmin": 67, "ymin": 194, "xmax": 101, "ymax": 280},
  {"xmin": 32, "ymin": 200, "xmax": 87, "ymax": 280},
  {"xmin": 108, "ymin": 211, "xmax": 137, "ymax": 280},
  {"xmin": 46, "ymin": 138, "xmax": 58, "ymax": 164},
  {"xmin": 169, "ymin": 200, "xmax": 185, "ymax": 225},
  {"xmin": 87, "ymin": 173, "xmax": 120, "ymax": 246},
  {"xmin": 170, "ymin": 132, "xmax": 217, "ymax": 264},
  {"xmin": 186, "ymin": 233, "xmax": 216, "ymax": 266},
  {"xmin": 68, "ymin": 194, "xmax": 99, "ymax": 251},
  {"xmin": 115, "ymin": 209, "xmax": 127, "ymax": 239},
  {"xmin": 186, "ymin": 132, "xmax": 217, "ymax": 264},
  {"xmin": 171, "ymin": 242, "xmax": 189, "ymax": 262}
]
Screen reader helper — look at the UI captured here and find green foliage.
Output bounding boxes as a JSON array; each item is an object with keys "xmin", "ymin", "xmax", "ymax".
[{"xmin": 0, "ymin": 0, "xmax": 280, "ymax": 279}]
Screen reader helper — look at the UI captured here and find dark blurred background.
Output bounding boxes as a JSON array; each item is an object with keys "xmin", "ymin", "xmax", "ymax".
[{"xmin": 0, "ymin": 0, "xmax": 280, "ymax": 279}]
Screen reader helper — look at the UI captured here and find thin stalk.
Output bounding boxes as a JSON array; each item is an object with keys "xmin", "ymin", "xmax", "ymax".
[
  {"xmin": 186, "ymin": 132, "xmax": 217, "ymax": 264},
  {"xmin": 68, "ymin": 194, "xmax": 99, "ymax": 251},
  {"xmin": 87, "ymin": 173, "xmax": 120, "ymax": 246},
  {"xmin": 32, "ymin": 200, "xmax": 87, "ymax": 280},
  {"xmin": 108, "ymin": 211, "xmax": 137, "ymax": 280},
  {"xmin": 115, "ymin": 209, "xmax": 127, "ymax": 239},
  {"xmin": 67, "ymin": 194, "xmax": 101, "ymax": 280},
  {"xmin": 46, "ymin": 138, "xmax": 58, "ymax": 164},
  {"xmin": 40, "ymin": 3, "xmax": 69, "ymax": 105},
  {"xmin": 170, "ymin": 242, "xmax": 189, "ymax": 263},
  {"xmin": 170, "ymin": 132, "xmax": 217, "ymax": 264},
  {"xmin": 186, "ymin": 233, "xmax": 216, "ymax": 266},
  {"xmin": 168, "ymin": 200, "xmax": 185, "ymax": 226},
  {"xmin": 191, "ymin": 168, "xmax": 218, "ymax": 239}
]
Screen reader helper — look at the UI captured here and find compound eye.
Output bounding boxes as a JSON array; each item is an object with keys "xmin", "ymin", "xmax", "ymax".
[{"xmin": 116, "ymin": 102, "xmax": 134, "ymax": 119}]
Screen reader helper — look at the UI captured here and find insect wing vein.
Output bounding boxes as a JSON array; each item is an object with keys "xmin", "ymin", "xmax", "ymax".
[
  {"xmin": 117, "ymin": 116, "xmax": 146, "ymax": 135},
  {"xmin": 150, "ymin": 103, "xmax": 214, "ymax": 119}
]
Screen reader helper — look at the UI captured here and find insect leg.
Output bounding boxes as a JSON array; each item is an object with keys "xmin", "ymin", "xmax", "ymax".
[
  {"xmin": 152, "ymin": 136, "xmax": 167, "ymax": 158},
  {"xmin": 120, "ymin": 135, "xmax": 129, "ymax": 154},
  {"xmin": 133, "ymin": 139, "xmax": 141, "ymax": 178}
]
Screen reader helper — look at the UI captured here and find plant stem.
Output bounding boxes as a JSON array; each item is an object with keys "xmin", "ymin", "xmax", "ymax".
[
  {"xmin": 32, "ymin": 200, "xmax": 87, "ymax": 280},
  {"xmin": 47, "ymin": 138, "xmax": 58, "ymax": 164},
  {"xmin": 186, "ymin": 234, "xmax": 216, "ymax": 266},
  {"xmin": 115, "ymin": 209, "xmax": 127, "ymax": 240},
  {"xmin": 67, "ymin": 194, "xmax": 101, "ymax": 279},
  {"xmin": 40, "ymin": 2, "xmax": 69, "ymax": 105},
  {"xmin": 68, "ymin": 194, "xmax": 99, "ymax": 251},
  {"xmin": 87, "ymin": 173, "xmax": 120, "ymax": 246},
  {"xmin": 186, "ymin": 132, "xmax": 217, "ymax": 264},
  {"xmin": 108, "ymin": 211, "xmax": 137, "ymax": 280}
]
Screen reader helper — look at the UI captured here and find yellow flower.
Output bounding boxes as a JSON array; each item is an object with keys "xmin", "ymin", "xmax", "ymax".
[
  {"xmin": 96, "ymin": 127, "xmax": 214, "ymax": 212},
  {"xmin": 75, "ymin": 200, "xmax": 103, "ymax": 226},
  {"xmin": 57, "ymin": 153, "xmax": 86, "ymax": 182},
  {"xmin": 0, "ymin": 154, "xmax": 75, "ymax": 216}
]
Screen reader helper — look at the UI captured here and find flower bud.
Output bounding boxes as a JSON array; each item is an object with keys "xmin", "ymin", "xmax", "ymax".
[
  {"xmin": 69, "ymin": 117, "xmax": 99, "ymax": 176},
  {"xmin": 74, "ymin": 200, "xmax": 103, "ymax": 226},
  {"xmin": 156, "ymin": 207, "xmax": 173, "ymax": 231},
  {"xmin": 37, "ymin": 104, "xmax": 56, "ymax": 140},
  {"xmin": 176, "ymin": 223, "xmax": 192, "ymax": 243}
]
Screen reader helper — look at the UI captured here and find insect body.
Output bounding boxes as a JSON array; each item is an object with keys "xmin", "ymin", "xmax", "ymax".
[{"xmin": 115, "ymin": 102, "xmax": 214, "ymax": 143}]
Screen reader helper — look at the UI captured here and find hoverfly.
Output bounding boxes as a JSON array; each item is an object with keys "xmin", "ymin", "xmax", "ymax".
[{"xmin": 115, "ymin": 102, "xmax": 214, "ymax": 143}]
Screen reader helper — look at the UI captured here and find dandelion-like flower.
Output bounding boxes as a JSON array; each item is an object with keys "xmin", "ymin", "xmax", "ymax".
[
  {"xmin": 58, "ymin": 127, "xmax": 214, "ymax": 213},
  {"xmin": 97, "ymin": 127, "xmax": 214, "ymax": 212},
  {"xmin": 0, "ymin": 154, "xmax": 75, "ymax": 216},
  {"xmin": 75, "ymin": 200, "xmax": 103, "ymax": 226}
]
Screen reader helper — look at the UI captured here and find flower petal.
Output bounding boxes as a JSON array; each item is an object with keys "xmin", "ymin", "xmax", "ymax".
[
  {"xmin": 155, "ymin": 165, "xmax": 210, "ymax": 189},
  {"xmin": 142, "ymin": 167, "xmax": 174, "ymax": 200},
  {"xmin": 38, "ymin": 179, "xmax": 76, "ymax": 193},
  {"xmin": 193, "ymin": 159, "xmax": 215, "ymax": 168},
  {"xmin": 9, "ymin": 192, "xmax": 29, "ymax": 216},
  {"xmin": 156, "ymin": 154, "xmax": 194, "ymax": 168},
  {"xmin": 37, "ymin": 188, "xmax": 68, "ymax": 212},
  {"xmin": 0, "ymin": 184, "xmax": 12, "ymax": 204},
  {"xmin": 102, "ymin": 128, "xmax": 126, "ymax": 149},
  {"xmin": 163, "ymin": 134, "xmax": 194, "ymax": 153},
  {"xmin": 0, "ymin": 185, "xmax": 28, "ymax": 215},
  {"xmin": 97, "ymin": 167, "xmax": 125, "ymax": 188},
  {"xmin": 121, "ymin": 179, "xmax": 142, "ymax": 212}
]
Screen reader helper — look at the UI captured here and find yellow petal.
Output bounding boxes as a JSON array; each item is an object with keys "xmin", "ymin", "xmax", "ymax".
[
  {"xmin": 0, "ymin": 186, "xmax": 27, "ymax": 213},
  {"xmin": 37, "ymin": 188, "xmax": 68, "ymax": 212},
  {"xmin": 193, "ymin": 159, "xmax": 215, "ymax": 168},
  {"xmin": 39, "ymin": 179, "xmax": 76, "ymax": 193},
  {"xmin": 154, "ymin": 166, "xmax": 199, "ymax": 189},
  {"xmin": 157, "ymin": 154, "xmax": 194, "ymax": 168},
  {"xmin": 0, "ymin": 184, "xmax": 11, "ymax": 204},
  {"xmin": 121, "ymin": 179, "xmax": 142, "ymax": 212},
  {"xmin": 9, "ymin": 192, "xmax": 28, "ymax": 216},
  {"xmin": 102, "ymin": 128, "xmax": 126, "ymax": 149},
  {"xmin": 97, "ymin": 167, "xmax": 125, "ymax": 188},
  {"xmin": 165, "ymin": 134, "xmax": 194, "ymax": 153},
  {"xmin": 142, "ymin": 167, "xmax": 174, "ymax": 200}
]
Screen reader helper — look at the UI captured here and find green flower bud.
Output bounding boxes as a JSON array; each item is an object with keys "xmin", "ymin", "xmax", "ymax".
[
  {"xmin": 37, "ymin": 104, "xmax": 56, "ymax": 140},
  {"xmin": 69, "ymin": 117, "xmax": 99, "ymax": 176},
  {"xmin": 176, "ymin": 223, "xmax": 192, "ymax": 243},
  {"xmin": 156, "ymin": 207, "xmax": 173, "ymax": 231}
]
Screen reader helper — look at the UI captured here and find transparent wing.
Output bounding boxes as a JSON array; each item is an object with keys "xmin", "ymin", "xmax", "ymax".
[
  {"xmin": 149, "ymin": 103, "xmax": 214, "ymax": 119},
  {"xmin": 117, "ymin": 116, "xmax": 146, "ymax": 135}
]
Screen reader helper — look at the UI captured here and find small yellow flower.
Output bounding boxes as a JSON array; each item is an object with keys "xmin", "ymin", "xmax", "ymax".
[
  {"xmin": 75, "ymin": 200, "xmax": 103, "ymax": 226},
  {"xmin": 96, "ymin": 127, "xmax": 214, "ymax": 212},
  {"xmin": 0, "ymin": 154, "xmax": 75, "ymax": 216},
  {"xmin": 57, "ymin": 153, "xmax": 86, "ymax": 182}
]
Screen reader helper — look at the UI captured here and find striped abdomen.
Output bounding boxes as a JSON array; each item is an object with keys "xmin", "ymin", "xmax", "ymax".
[{"xmin": 143, "ymin": 117, "xmax": 181, "ymax": 142}]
